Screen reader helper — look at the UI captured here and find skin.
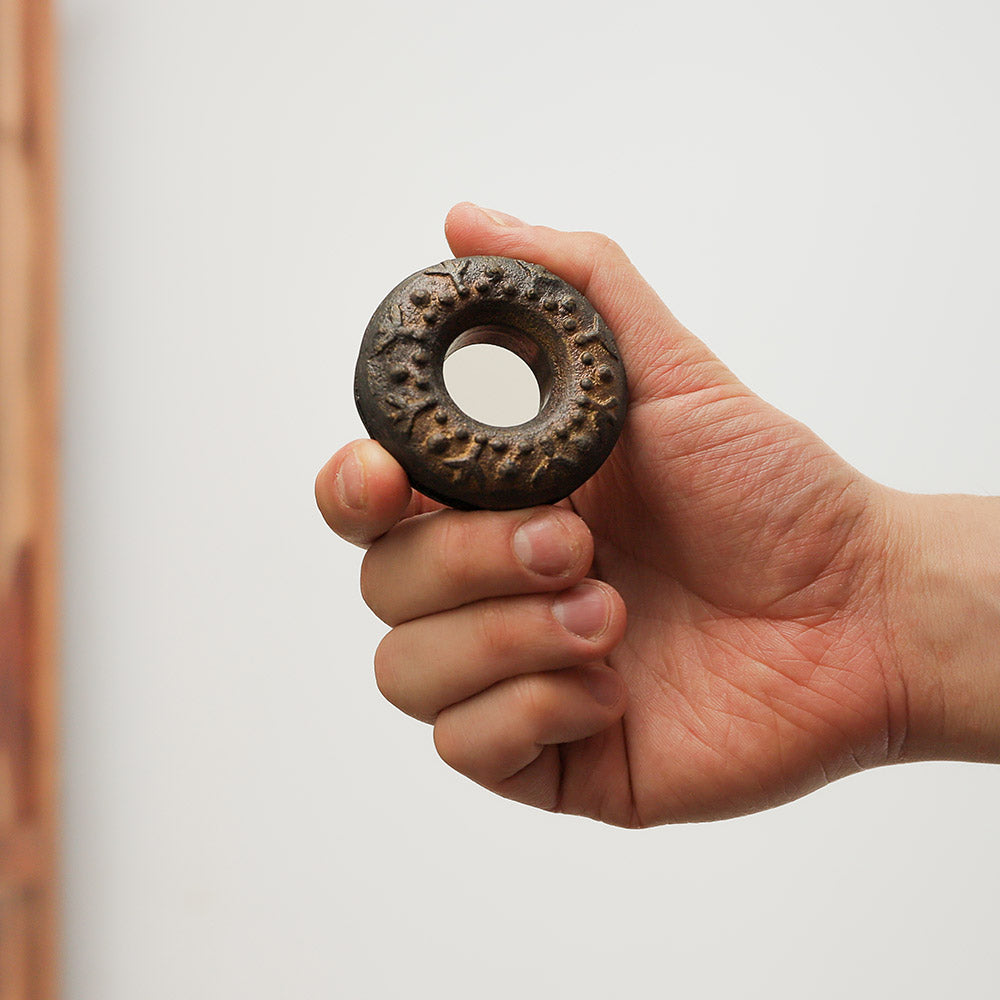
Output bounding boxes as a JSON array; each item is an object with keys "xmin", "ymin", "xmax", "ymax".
[{"xmin": 316, "ymin": 202, "xmax": 1000, "ymax": 827}]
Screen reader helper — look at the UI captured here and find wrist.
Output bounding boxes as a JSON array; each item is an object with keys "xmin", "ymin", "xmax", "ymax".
[{"xmin": 885, "ymin": 491, "xmax": 1000, "ymax": 763}]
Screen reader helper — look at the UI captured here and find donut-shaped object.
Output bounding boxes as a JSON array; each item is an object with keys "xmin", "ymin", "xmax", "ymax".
[{"xmin": 354, "ymin": 255, "xmax": 627, "ymax": 510}]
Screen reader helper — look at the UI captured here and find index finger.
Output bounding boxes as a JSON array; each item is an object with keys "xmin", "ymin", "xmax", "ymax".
[{"xmin": 315, "ymin": 439, "xmax": 443, "ymax": 548}]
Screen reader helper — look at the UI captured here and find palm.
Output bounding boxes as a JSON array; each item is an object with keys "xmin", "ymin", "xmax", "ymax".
[{"xmin": 557, "ymin": 384, "xmax": 900, "ymax": 826}]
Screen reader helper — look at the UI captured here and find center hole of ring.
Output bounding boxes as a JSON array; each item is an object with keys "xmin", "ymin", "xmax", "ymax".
[{"xmin": 443, "ymin": 324, "xmax": 551, "ymax": 428}]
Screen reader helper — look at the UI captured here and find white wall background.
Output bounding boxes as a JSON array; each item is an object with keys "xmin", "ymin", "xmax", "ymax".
[{"xmin": 58, "ymin": 1, "xmax": 1000, "ymax": 997}]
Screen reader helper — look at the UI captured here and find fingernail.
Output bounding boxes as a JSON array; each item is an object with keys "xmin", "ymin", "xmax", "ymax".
[
  {"xmin": 475, "ymin": 204, "xmax": 525, "ymax": 227},
  {"xmin": 513, "ymin": 512, "xmax": 580, "ymax": 577},
  {"xmin": 336, "ymin": 449, "xmax": 367, "ymax": 510},
  {"xmin": 552, "ymin": 583, "xmax": 610, "ymax": 639},
  {"xmin": 581, "ymin": 667, "xmax": 622, "ymax": 707}
]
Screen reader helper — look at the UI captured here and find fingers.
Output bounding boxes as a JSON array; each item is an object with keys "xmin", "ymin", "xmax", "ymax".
[
  {"xmin": 444, "ymin": 201, "xmax": 736, "ymax": 403},
  {"xmin": 433, "ymin": 666, "xmax": 626, "ymax": 797},
  {"xmin": 314, "ymin": 439, "xmax": 442, "ymax": 548},
  {"xmin": 375, "ymin": 581, "xmax": 626, "ymax": 722},
  {"xmin": 360, "ymin": 505, "xmax": 593, "ymax": 625},
  {"xmin": 445, "ymin": 201, "xmax": 651, "ymax": 335}
]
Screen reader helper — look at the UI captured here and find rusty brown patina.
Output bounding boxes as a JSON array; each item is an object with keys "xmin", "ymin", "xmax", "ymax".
[{"xmin": 354, "ymin": 256, "xmax": 627, "ymax": 510}]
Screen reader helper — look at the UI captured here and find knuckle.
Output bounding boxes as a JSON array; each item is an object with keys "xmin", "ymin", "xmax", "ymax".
[
  {"xmin": 433, "ymin": 513, "xmax": 477, "ymax": 595},
  {"xmin": 372, "ymin": 632, "xmax": 400, "ymax": 705},
  {"xmin": 507, "ymin": 674, "xmax": 552, "ymax": 730},
  {"xmin": 358, "ymin": 548, "xmax": 386, "ymax": 619},
  {"xmin": 583, "ymin": 230, "xmax": 626, "ymax": 263},
  {"xmin": 374, "ymin": 630, "xmax": 432, "ymax": 721},
  {"xmin": 475, "ymin": 601, "xmax": 518, "ymax": 661},
  {"xmin": 433, "ymin": 711, "xmax": 474, "ymax": 774}
]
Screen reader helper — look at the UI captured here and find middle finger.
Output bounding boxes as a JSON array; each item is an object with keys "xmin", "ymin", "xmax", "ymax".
[{"xmin": 360, "ymin": 505, "xmax": 594, "ymax": 625}]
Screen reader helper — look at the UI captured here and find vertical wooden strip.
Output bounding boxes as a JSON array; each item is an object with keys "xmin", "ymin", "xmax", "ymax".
[{"xmin": 0, "ymin": 0, "xmax": 60, "ymax": 996}]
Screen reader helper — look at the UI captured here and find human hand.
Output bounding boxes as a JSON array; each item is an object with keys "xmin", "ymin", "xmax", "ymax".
[{"xmin": 316, "ymin": 202, "xmax": 1000, "ymax": 826}]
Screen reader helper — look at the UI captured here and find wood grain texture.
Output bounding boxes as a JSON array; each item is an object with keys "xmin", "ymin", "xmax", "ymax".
[{"xmin": 0, "ymin": 0, "xmax": 60, "ymax": 995}]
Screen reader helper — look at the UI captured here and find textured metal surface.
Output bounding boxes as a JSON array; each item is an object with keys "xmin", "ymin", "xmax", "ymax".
[{"xmin": 354, "ymin": 255, "xmax": 627, "ymax": 510}]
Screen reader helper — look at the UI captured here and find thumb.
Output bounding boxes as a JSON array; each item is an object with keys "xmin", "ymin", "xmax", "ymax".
[{"xmin": 443, "ymin": 202, "xmax": 736, "ymax": 403}]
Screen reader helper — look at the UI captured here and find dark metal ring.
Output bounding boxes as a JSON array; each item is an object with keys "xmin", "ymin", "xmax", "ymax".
[{"xmin": 354, "ymin": 255, "xmax": 627, "ymax": 510}]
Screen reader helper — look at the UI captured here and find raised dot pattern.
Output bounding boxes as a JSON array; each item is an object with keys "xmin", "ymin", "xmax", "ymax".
[{"xmin": 359, "ymin": 256, "xmax": 624, "ymax": 508}]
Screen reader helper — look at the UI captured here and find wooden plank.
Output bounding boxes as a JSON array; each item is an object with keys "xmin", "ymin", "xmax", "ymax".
[{"xmin": 0, "ymin": 0, "xmax": 60, "ymax": 995}]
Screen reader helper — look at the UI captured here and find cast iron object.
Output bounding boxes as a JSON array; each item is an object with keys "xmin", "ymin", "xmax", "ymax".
[{"xmin": 354, "ymin": 255, "xmax": 627, "ymax": 510}]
